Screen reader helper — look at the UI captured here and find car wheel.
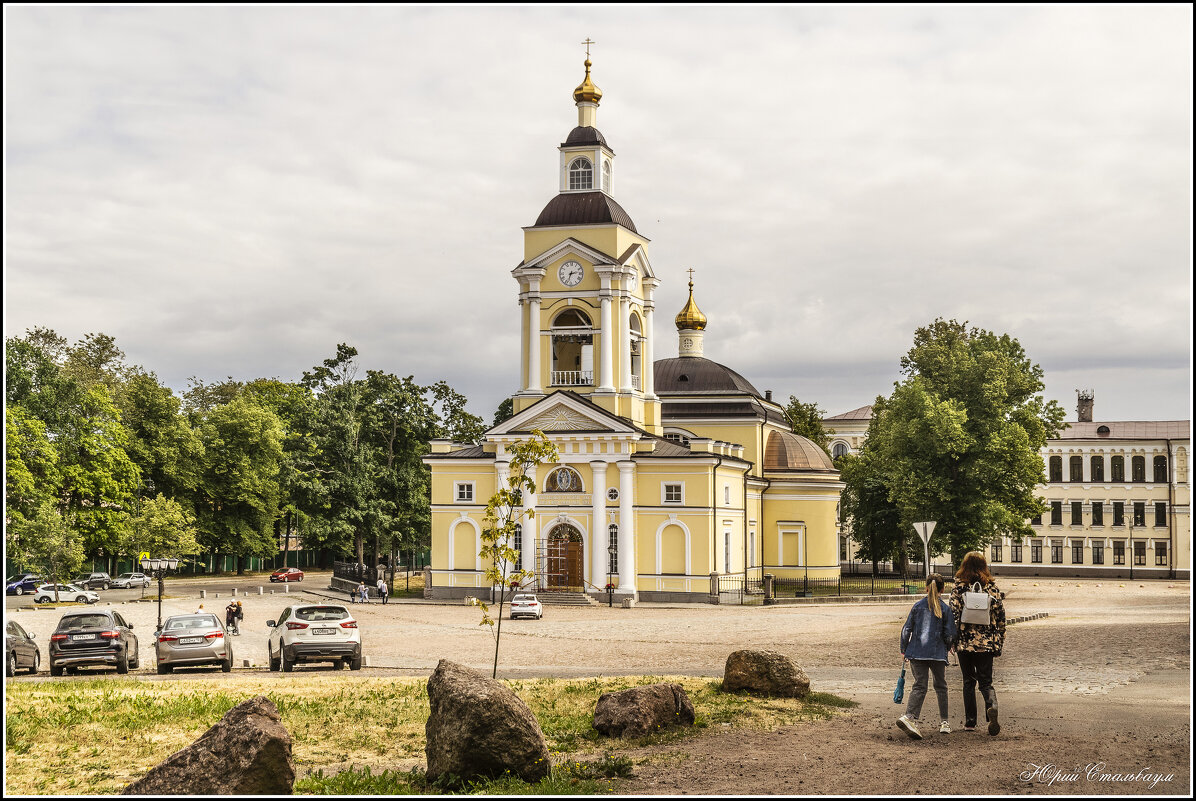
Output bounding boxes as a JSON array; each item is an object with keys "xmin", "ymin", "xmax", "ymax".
[
  {"xmin": 157, "ymin": 663, "xmax": 172, "ymax": 675},
  {"xmin": 15, "ymin": 587, "xmax": 24, "ymax": 596},
  {"xmin": 269, "ymin": 651, "xmax": 280, "ymax": 672},
  {"xmin": 281, "ymin": 652, "xmax": 294, "ymax": 672},
  {"xmin": 130, "ymin": 654, "xmax": 140, "ymax": 670},
  {"xmin": 116, "ymin": 652, "xmax": 129, "ymax": 674},
  {"xmin": 221, "ymin": 658, "xmax": 232, "ymax": 673},
  {"xmin": 103, "ymin": 583, "xmax": 110, "ymax": 590},
  {"xmin": 350, "ymin": 654, "xmax": 362, "ymax": 671},
  {"xmin": 50, "ymin": 663, "xmax": 63, "ymax": 677},
  {"xmin": 298, "ymin": 575, "xmax": 303, "ymax": 582},
  {"xmin": 31, "ymin": 652, "xmax": 41, "ymax": 674},
  {"xmin": 35, "ymin": 597, "xmax": 47, "ymax": 604},
  {"xmin": 75, "ymin": 596, "xmax": 87, "ymax": 603},
  {"xmin": 6, "ymin": 652, "xmax": 16, "ymax": 677}
]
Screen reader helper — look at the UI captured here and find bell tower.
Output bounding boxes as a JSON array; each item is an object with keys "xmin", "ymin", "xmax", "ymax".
[{"xmin": 510, "ymin": 49, "xmax": 662, "ymax": 435}]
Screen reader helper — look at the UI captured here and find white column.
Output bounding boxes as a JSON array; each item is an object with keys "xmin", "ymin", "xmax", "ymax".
[
  {"xmin": 590, "ymin": 461, "xmax": 608, "ymax": 588},
  {"xmin": 528, "ymin": 283, "xmax": 542, "ymax": 393},
  {"xmin": 617, "ymin": 460, "xmax": 635, "ymax": 590},
  {"xmin": 619, "ymin": 287, "xmax": 632, "ymax": 392},
  {"xmin": 598, "ymin": 278, "xmax": 614, "ymax": 392},
  {"xmin": 642, "ymin": 299, "xmax": 655, "ymax": 397},
  {"xmin": 522, "ymin": 466, "xmax": 537, "ymax": 576}
]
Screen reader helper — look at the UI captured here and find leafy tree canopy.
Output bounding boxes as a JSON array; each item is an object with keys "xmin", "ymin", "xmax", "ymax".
[{"xmin": 783, "ymin": 395, "xmax": 832, "ymax": 454}]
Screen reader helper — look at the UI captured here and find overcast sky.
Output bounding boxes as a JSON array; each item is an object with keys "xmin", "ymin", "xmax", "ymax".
[{"xmin": 5, "ymin": 5, "xmax": 1192, "ymax": 425}]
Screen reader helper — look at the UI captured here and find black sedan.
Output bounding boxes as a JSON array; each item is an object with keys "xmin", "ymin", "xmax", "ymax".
[
  {"xmin": 49, "ymin": 609, "xmax": 140, "ymax": 675},
  {"xmin": 6, "ymin": 619, "xmax": 40, "ymax": 675}
]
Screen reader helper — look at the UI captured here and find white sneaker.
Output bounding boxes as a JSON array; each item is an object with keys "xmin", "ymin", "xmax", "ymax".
[
  {"xmin": 939, "ymin": 721, "xmax": 952, "ymax": 734},
  {"xmin": 896, "ymin": 715, "xmax": 923, "ymax": 740}
]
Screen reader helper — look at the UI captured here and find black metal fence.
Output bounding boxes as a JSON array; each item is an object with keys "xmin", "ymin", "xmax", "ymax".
[
  {"xmin": 332, "ymin": 561, "xmax": 380, "ymax": 584},
  {"xmin": 772, "ymin": 574, "xmax": 918, "ymax": 598},
  {"xmin": 717, "ymin": 567, "xmax": 764, "ymax": 605}
]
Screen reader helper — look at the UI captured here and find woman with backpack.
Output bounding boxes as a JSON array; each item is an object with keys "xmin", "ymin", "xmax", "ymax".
[
  {"xmin": 896, "ymin": 573, "xmax": 957, "ymax": 740},
  {"xmin": 950, "ymin": 550, "xmax": 1006, "ymax": 735}
]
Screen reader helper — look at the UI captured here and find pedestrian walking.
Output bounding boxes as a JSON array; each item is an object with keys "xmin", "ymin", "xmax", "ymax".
[
  {"xmin": 895, "ymin": 573, "xmax": 957, "ymax": 740},
  {"xmin": 358, "ymin": 581, "xmax": 369, "ymax": 604},
  {"xmin": 234, "ymin": 601, "xmax": 244, "ymax": 635},
  {"xmin": 950, "ymin": 551, "xmax": 1006, "ymax": 735},
  {"xmin": 225, "ymin": 601, "xmax": 238, "ymax": 635},
  {"xmin": 377, "ymin": 576, "xmax": 388, "ymax": 605}
]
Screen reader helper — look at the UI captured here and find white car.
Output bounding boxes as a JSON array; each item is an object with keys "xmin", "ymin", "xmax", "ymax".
[
  {"xmin": 509, "ymin": 594, "xmax": 543, "ymax": 620},
  {"xmin": 266, "ymin": 603, "xmax": 361, "ymax": 672},
  {"xmin": 110, "ymin": 572, "xmax": 151, "ymax": 589},
  {"xmin": 33, "ymin": 583, "xmax": 99, "ymax": 604}
]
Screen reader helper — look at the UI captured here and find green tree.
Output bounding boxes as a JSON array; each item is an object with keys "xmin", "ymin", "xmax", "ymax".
[
  {"xmin": 122, "ymin": 494, "xmax": 201, "ymax": 600},
  {"xmin": 5, "ymin": 407, "xmax": 61, "ymax": 527},
  {"xmin": 12, "ymin": 503, "xmax": 86, "ymax": 603},
  {"xmin": 117, "ymin": 372, "xmax": 204, "ymax": 506},
  {"xmin": 866, "ymin": 319, "xmax": 1064, "ymax": 563},
  {"xmin": 837, "ymin": 432, "xmax": 905, "ymax": 573},
  {"xmin": 493, "ymin": 397, "xmax": 514, "ymax": 427},
  {"xmin": 784, "ymin": 395, "xmax": 832, "ymax": 454},
  {"xmin": 470, "ymin": 431, "xmax": 559, "ymax": 678}
]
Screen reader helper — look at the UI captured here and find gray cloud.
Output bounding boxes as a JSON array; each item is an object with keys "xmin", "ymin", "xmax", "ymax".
[{"xmin": 5, "ymin": 6, "xmax": 1191, "ymax": 425}]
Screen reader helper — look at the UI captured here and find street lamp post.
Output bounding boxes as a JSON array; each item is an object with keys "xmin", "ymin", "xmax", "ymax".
[
  {"xmin": 913, "ymin": 522, "xmax": 937, "ymax": 580},
  {"xmin": 1127, "ymin": 514, "xmax": 1134, "ymax": 581},
  {"xmin": 607, "ymin": 540, "xmax": 617, "ymax": 608},
  {"xmin": 140, "ymin": 557, "xmax": 180, "ymax": 633}
]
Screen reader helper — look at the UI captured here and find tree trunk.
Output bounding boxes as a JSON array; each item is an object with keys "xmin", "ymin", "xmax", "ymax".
[{"xmin": 283, "ymin": 511, "xmax": 292, "ymax": 569}]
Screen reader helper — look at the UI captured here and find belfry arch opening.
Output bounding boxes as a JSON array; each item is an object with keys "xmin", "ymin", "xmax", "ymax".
[
  {"xmin": 629, "ymin": 312, "xmax": 643, "ymax": 390},
  {"xmin": 551, "ymin": 308, "xmax": 593, "ymax": 387}
]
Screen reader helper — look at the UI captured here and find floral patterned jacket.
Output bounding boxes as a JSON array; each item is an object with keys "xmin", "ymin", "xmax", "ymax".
[{"xmin": 949, "ymin": 578, "xmax": 1006, "ymax": 654}]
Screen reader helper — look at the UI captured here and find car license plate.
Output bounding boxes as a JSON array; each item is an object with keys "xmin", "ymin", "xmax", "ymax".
[
  {"xmin": 71, "ymin": 634, "xmax": 94, "ymax": 641},
  {"xmin": 312, "ymin": 628, "xmax": 336, "ymax": 635},
  {"xmin": 180, "ymin": 637, "xmax": 204, "ymax": 645}
]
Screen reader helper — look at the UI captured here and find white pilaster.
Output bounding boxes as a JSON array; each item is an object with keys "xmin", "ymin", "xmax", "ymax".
[
  {"xmin": 598, "ymin": 274, "xmax": 615, "ymax": 392},
  {"xmin": 619, "ymin": 286, "xmax": 632, "ymax": 392},
  {"xmin": 590, "ymin": 461, "xmax": 608, "ymax": 588},
  {"xmin": 617, "ymin": 461, "xmax": 635, "ymax": 590},
  {"xmin": 522, "ymin": 466, "xmax": 537, "ymax": 575},
  {"xmin": 642, "ymin": 294, "xmax": 655, "ymax": 397}
]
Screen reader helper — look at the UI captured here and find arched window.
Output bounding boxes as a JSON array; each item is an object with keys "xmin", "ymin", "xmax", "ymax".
[
  {"xmin": 568, "ymin": 157, "xmax": 593, "ymax": 190},
  {"xmin": 513, "ymin": 524, "xmax": 522, "ymax": 561},
  {"xmin": 1090, "ymin": 455, "xmax": 1104, "ymax": 482},
  {"xmin": 1111, "ymin": 455, "xmax": 1125, "ymax": 482},
  {"xmin": 608, "ymin": 524, "xmax": 618, "ymax": 574},
  {"xmin": 602, "ymin": 160, "xmax": 611, "ymax": 192},
  {"xmin": 1048, "ymin": 455, "xmax": 1063, "ymax": 483},
  {"xmin": 832, "ymin": 442, "xmax": 849, "ymax": 459},
  {"xmin": 552, "ymin": 309, "xmax": 592, "ymax": 328},
  {"xmin": 551, "ymin": 309, "xmax": 594, "ymax": 386},
  {"xmin": 1131, "ymin": 455, "xmax": 1146, "ymax": 483},
  {"xmin": 1069, "ymin": 455, "xmax": 1083, "ymax": 482},
  {"xmin": 1154, "ymin": 455, "xmax": 1168, "ymax": 483},
  {"xmin": 663, "ymin": 429, "xmax": 693, "ymax": 447},
  {"xmin": 545, "ymin": 466, "xmax": 583, "ymax": 493}
]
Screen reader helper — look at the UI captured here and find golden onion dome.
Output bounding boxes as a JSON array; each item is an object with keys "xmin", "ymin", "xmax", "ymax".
[
  {"xmin": 572, "ymin": 58, "xmax": 603, "ymax": 104},
  {"xmin": 674, "ymin": 279, "xmax": 707, "ymax": 331}
]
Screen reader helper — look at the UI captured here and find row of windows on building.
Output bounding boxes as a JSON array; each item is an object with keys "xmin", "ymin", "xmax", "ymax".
[
  {"xmin": 1048, "ymin": 454, "xmax": 1168, "ymax": 483},
  {"xmin": 1031, "ymin": 501, "xmax": 1169, "ymax": 528},
  {"xmin": 990, "ymin": 539, "xmax": 1169, "ymax": 566},
  {"xmin": 455, "ymin": 477, "xmax": 689, "ymax": 504}
]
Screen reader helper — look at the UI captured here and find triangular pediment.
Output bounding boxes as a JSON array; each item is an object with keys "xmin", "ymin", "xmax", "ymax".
[
  {"xmin": 617, "ymin": 244, "xmax": 655, "ymax": 280},
  {"xmin": 488, "ymin": 391, "xmax": 638, "ymax": 437},
  {"xmin": 522, "ymin": 238, "xmax": 616, "ymax": 272}
]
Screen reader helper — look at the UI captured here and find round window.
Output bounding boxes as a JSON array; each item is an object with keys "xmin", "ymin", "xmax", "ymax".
[{"xmin": 607, "ymin": 488, "xmax": 620, "ymax": 502}]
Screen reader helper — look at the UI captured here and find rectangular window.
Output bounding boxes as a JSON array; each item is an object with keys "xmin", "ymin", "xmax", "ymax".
[
  {"xmin": 724, "ymin": 486, "xmax": 731, "ymax": 505},
  {"xmin": 1133, "ymin": 502, "xmax": 1146, "ymax": 527},
  {"xmin": 1010, "ymin": 543, "xmax": 1023, "ymax": 563},
  {"xmin": 608, "ymin": 525, "xmax": 618, "ymax": 574},
  {"xmin": 990, "ymin": 544, "xmax": 1002, "ymax": 563},
  {"xmin": 1113, "ymin": 502, "xmax": 1124, "ymax": 527},
  {"xmin": 1133, "ymin": 541, "xmax": 1146, "ymax": 566},
  {"xmin": 1131, "ymin": 456, "xmax": 1146, "ymax": 483},
  {"xmin": 1112, "ymin": 541, "xmax": 1125, "ymax": 565},
  {"xmin": 1155, "ymin": 502, "xmax": 1167, "ymax": 527},
  {"xmin": 1155, "ymin": 542, "xmax": 1167, "ymax": 566},
  {"xmin": 454, "ymin": 482, "xmax": 474, "ymax": 503},
  {"xmin": 1154, "ymin": 456, "xmax": 1168, "ymax": 484},
  {"xmin": 1071, "ymin": 501, "xmax": 1083, "ymax": 525},
  {"xmin": 1091, "ymin": 502, "xmax": 1104, "ymax": 526},
  {"xmin": 513, "ymin": 525, "xmax": 522, "ymax": 560},
  {"xmin": 663, "ymin": 483, "xmax": 683, "ymax": 504},
  {"xmin": 1111, "ymin": 456, "xmax": 1125, "ymax": 482},
  {"xmin": 1030, "ymin": 514, "xmax": 1042, "ymax": 526},
  {"xmin": 1049, "ymin": 456, "xmax": 1063, "ymax": 483},
  {"xmin": 1031, "ymin": 541, "xmax": 1043, "ymax": 563},
  {"xmin": 1050, "ymin": 541, "xmax": 1063, "ymax": 564},
  {"xmin": 1050, "ymin": 502, "xmax": 1062, "ymax": 526},
  {"xmin": 839, "ymin": 536, "xmax": 847, "ymax": 561},
  {"xmin": 1071, "ymin": 540, "xmax": 1084, "ymax": 564},
  {"xmin": 1069, "ymin": 456, "xmax": 1083, "ymax": 482},
  {"xmin": 1091, "ymin": 456, "xmax": 1104, "ymax": 482},
  {"xmin": 1091, "ymin": 541, "xmax": 1104, "ymax": 565}
]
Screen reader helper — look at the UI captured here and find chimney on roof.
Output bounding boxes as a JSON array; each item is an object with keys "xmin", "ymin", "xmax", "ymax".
[
  {"xmin": 765, "ymin": 390, "xmax": 772, "ymax": 402},
  {"xmin": 1076, "ymin": 389, "xmax": 1094, "ymax": 423}
]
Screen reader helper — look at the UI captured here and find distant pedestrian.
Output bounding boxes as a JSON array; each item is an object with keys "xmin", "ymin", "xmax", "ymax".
[
  {"xmin": 357, "ymin": 582, "xmax": 369, "ymax": 604},
  {"xmin": 896, "ymin": 573, "xmax": 957, "ymax": 740},
  {"xmin": 377, "ymin": 576, "xmax": 388, "ymax": 605},
  {"xmin": 234, "ymin": 601, "xmax": 244, "ymax": 635},
  {"xmin": 225, "ymin": 601, "xmax": 238, "ymax": 634},
  {"xmin": 196, "ymin": 603, "xmax": 205, "ymax": 614},
  {"xmin": 950, "ymin": 551, "xmax": 1006, "ymax": 735}
]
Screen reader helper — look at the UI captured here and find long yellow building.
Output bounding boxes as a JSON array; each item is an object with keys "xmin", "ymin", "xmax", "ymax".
[{"xmin": 424, "ymin": 58, "xmax": 842, "ymax": 603}]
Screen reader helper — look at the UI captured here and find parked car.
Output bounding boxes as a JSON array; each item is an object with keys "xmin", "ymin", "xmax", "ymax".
[
  {"xmin": 110, "ymin": 572, "xmax": 151, "ymax": 589},
  {"xmin": 509, "ymin": 594, "xmax": 544, "ymax": 620},
  {"xmin": 33, "ymin": 584, "xmax": 100, "ymax": 605},
  {"xmin": 6, "ymin": 574, "xmax": 42, "ymax": 596},
  {"xmin": 49, "ymin": 609, "xmax": 139, "ymax": 675},
  {"xmin": 269, "ymin": 567, "xmax": 305, "ymax": 583},
  {"xmin": 6, "ymin": 619, "xmax": 40, "ymax": 676},
  {"xmin": 154, "ymin": 614, "xmax": 232, "ymax": 674},
  {"xmin": 72, "ymin": 572, "xmax": 112, "ymax": 590},
  {"xmin": 266, "ymin": 603, "xmax": 361, "ymax": 672}
]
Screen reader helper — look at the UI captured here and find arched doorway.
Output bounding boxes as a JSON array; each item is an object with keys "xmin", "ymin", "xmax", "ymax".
[{"xmin": 541, "ymin": 523, "xmax": 584, "ymax": 591}]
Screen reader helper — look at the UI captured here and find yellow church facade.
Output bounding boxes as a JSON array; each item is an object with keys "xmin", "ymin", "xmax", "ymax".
[{"xmin": 424, "ymin": 59, "xmax": 842, "ymax": 603}]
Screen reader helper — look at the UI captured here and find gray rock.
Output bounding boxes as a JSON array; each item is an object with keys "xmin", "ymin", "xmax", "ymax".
[
  {"xmin": 123, "ymin": 695, "xmax": 294, "ymax": 795},
  {"xmin": 425, "ymin": 659, "xmax": 550, "ymax": 784},
  {"xmin": 592, "ymin": 683, "xmax": 696, "ymax": 738},
  {"xmin": 722, "ymin": 649, "xmax": 811, "ymax": 698}
]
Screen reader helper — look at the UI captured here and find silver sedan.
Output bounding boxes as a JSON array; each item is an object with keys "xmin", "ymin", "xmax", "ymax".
[{"xmin": 154, "ymin": 614, "xmax": 233, "ymax": 673}]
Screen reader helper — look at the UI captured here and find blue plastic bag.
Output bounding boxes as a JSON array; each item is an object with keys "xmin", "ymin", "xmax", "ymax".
[{"xmin": 893, "ymin": 659, "xmax": 907, "ymax": 704}]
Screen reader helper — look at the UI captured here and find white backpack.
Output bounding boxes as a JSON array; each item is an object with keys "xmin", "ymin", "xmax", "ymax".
[{"xmin": 960, "ymin": 581, "xmax": 992, "ymax": 625}]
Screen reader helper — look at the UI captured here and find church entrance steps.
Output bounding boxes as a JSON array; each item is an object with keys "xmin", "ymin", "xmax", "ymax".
[{"xmin": 536, "ymin": 591, "xmax": 599, "ymax": 606}]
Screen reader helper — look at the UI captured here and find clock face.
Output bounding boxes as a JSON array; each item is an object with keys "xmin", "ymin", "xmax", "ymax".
[{"xmin": 559, "ymin": 260, "xmax": 584, "ymax": 287}]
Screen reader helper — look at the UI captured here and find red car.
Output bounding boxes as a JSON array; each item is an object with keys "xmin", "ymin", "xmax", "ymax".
[{"xmin": 269, "ymin": 568, "xmax": 304, "ymax": 583}]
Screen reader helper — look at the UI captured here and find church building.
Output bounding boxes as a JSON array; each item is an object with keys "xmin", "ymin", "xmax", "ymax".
[{"xmin": 424, "ymin": 58, "xmax": 842, "ymax": 603}]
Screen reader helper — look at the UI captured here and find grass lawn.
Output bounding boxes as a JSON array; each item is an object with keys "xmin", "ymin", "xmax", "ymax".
[{"xmin": 5, "ymin": 674, "xmax": 853, "ymax": 795}]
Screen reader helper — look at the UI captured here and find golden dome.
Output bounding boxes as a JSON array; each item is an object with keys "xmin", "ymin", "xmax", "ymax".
[
  {"xmin": 572, "ymin": 58, "xmax": 603, "ymax": 104},
  {"xmin": 674, "ymin": 279, "xmax": 707, "ymax": 331}
]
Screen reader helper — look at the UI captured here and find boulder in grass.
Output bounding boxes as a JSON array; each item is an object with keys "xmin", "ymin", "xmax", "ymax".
[
  {"xmin": 425, "ymin": 659, "xmax": 550, "ymax": 784},
  {"xmin": 722, "ymin": 649, "xmax": 810, "ymax": 698},
  {"xmin": 592, "ymin": 683, "xmax": 696, "ymax": 738},
  {"xmin": 123, "ymin": 695, "xmax": 294, "ymax": 795}
]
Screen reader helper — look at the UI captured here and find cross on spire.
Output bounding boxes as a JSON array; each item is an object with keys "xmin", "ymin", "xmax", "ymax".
[
  {"xmin": 582, "ymin": 38, "xmax": 596, "ymax": 58},
  {"xmin": 687, "ymin": 268, "xmax": 695, "ymax": 287}
]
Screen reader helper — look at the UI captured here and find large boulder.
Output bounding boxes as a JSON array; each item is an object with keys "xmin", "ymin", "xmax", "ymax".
[
  {"xmin": 425, "ymin": 659, "xmax": 551, "ymax": 784},
  {"xmin": 592, "ymin": 683, "xmax": 695, "ymax": 738},
  {"xmin": 123, "ymin": 695, "xmax": 294, "ymax": 795},
  {"xmin": 722, "ymin": 649, "xmax": 810, "ymax": 698}
]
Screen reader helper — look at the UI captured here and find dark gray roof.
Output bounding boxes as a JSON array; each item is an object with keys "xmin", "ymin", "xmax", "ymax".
[
  {"xmin": 1055, "ymin": 421, "xmax": 1189, "ymax": 440},
  {"xmin": 424, "ymin": 444, "xmax": 493, "ymax": 460},
  {"xmin": 534, "ymin": 192, "xmax": 638, "ymax": 233},
  {"xmin": 562, "ymin": 126, "xmax": 612, "ymax": 152},
  {"xmin": 654, "ymin": 357, "xmax": 763, "ymax": 397}
]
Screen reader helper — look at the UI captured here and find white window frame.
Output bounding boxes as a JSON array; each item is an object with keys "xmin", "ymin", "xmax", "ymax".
[
  {"xmin": 662, "ymin": 482, "xmax": 684, "ymax": 505},
  {"xmin": 568, "ymin": 157, "xmax": 593, "ymax": 190},
  {"xmin": 454, "ymin": 482, "xmax": 475, "ymax": 503}
]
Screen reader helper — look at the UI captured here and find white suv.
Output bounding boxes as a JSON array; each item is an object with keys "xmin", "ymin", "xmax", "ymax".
[
  {"xmin": 266, "ymin": 603, "xmax": 362, "ymax": 672},
  {"xmin": 33, "ymin": 584, "xmax": 99, "ymax": 604}
]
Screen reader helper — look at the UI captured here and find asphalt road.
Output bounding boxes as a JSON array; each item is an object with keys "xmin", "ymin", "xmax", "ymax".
[{"xmin": 4, "ymin": 571, "xmax": 328, "ymax": 610}]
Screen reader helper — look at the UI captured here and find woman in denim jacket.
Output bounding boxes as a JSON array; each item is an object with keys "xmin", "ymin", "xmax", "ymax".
[{"xmin": 896, "ymin": 573, "xmax": 957, "ymax": 740}]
